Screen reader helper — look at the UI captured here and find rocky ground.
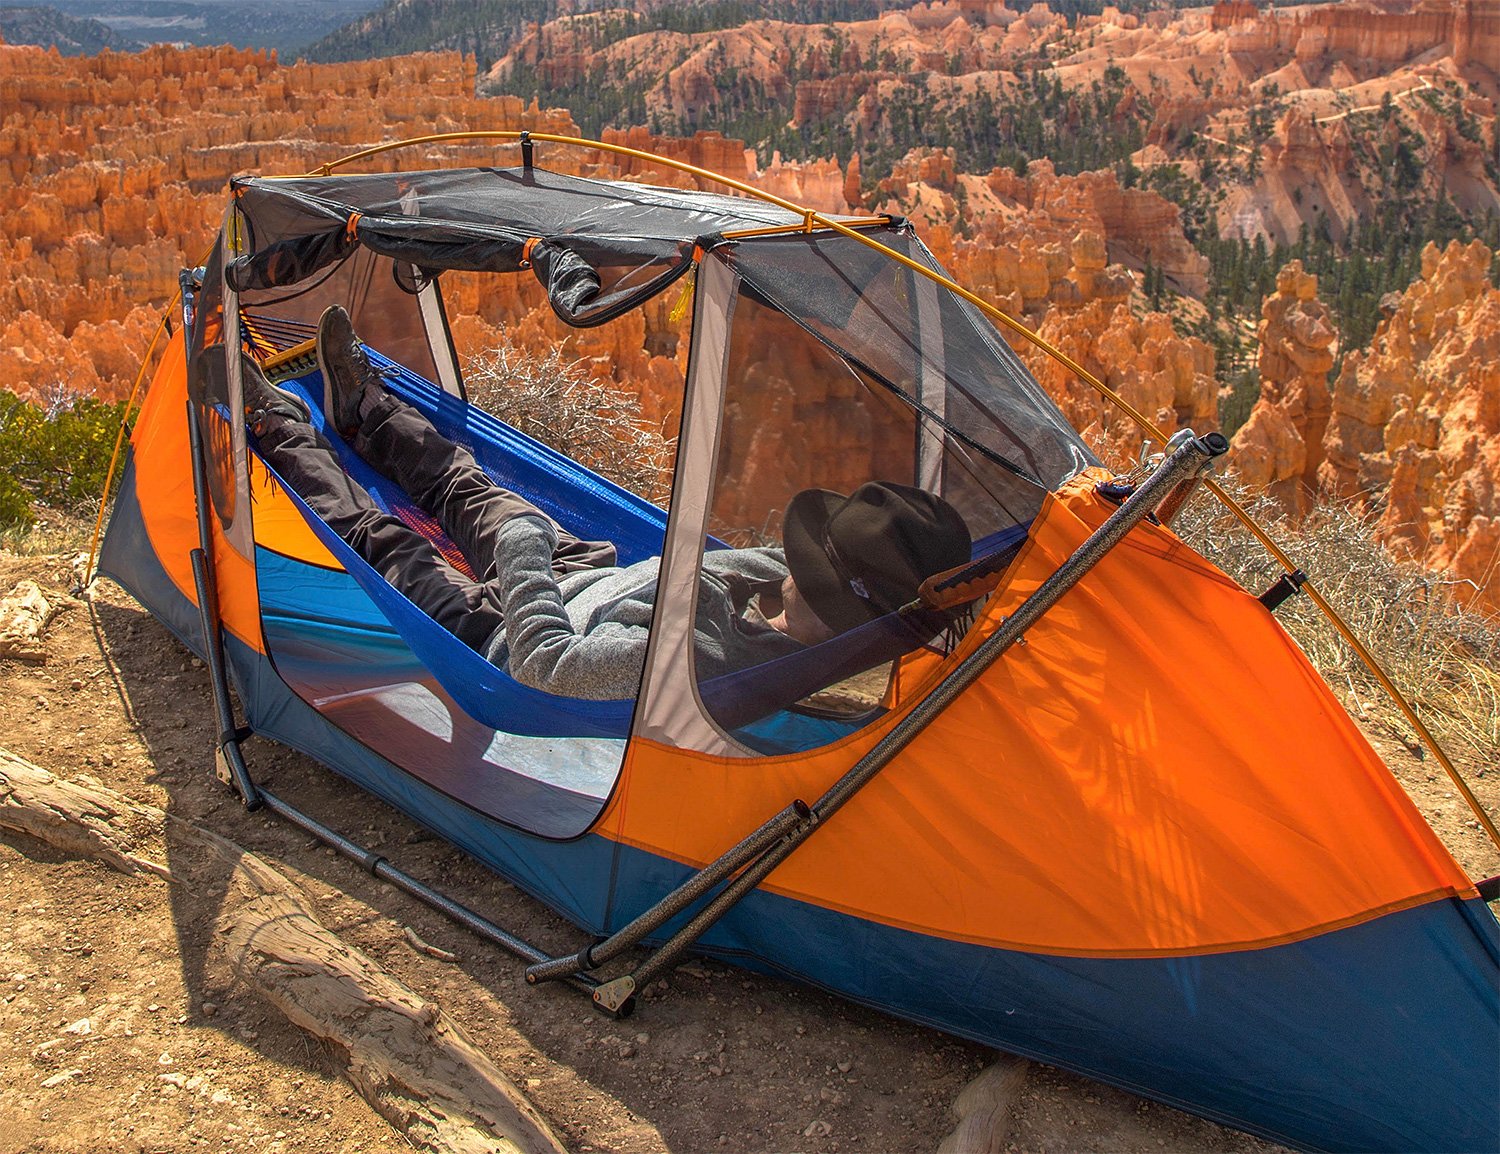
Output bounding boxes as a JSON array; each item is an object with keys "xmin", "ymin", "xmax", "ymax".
[{"xmin": 2, "ymin": 542, "xmax": 1495, "ymax": 1154}]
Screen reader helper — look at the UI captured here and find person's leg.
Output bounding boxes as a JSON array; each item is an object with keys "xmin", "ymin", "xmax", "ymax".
[
  {"xmin": 254, "ymin": 411, "xmax": 507, "ymax": 651},
  {"xmin": 351, "ymin": 392, "xmax": 618, "ymax": 581}
]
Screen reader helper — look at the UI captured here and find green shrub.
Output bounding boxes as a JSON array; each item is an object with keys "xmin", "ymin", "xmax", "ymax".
[{"xmin": 0, "ymin": 388, "xmax": 128, "ymax": 528}]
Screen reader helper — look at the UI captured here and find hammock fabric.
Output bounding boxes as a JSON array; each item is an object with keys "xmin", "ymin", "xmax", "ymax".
[{"xmin": 255, "ymin": 352, "xmax": 1025, "ymax": 745}]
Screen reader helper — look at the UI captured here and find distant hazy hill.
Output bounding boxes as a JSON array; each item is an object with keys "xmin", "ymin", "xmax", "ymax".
[
  {"xmin": 0, "ymin": 4, "xmax": 140, "ymax": 53},
  {"xmin": 304, "ymin": 0, "xmax": 558, "ymax": 67},
  {"xmin": 1, "ymin": 0, "xmax": 381, "ymax": 57},
  {"xmin": 303, "ymin": 0, "xmax": 912, "ymax": 70}
]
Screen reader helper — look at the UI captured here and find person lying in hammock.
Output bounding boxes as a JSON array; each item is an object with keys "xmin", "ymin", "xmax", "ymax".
[{"xmin": 243, "ymin": 305, "xmax": 973, "ymax": 701}]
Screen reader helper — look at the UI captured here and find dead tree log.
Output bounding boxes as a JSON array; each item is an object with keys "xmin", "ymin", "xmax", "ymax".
[
  {"xmin": 0, "ymin": 747, "xmax": 565, "ymax": 1154},
  {"xmin": 937, "ymin": 1053, "xmax": 1030, "ymax": 1154}
]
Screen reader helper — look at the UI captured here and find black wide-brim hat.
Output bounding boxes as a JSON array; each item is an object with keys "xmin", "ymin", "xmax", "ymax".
[{"xmin": 783, "ymin": 482, "xmax": 972, "ymax": 634}]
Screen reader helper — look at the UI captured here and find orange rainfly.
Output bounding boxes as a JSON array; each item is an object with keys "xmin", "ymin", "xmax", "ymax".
[
  {"xmin": 130, "ymin": 330, "xmax": 338, "ymax": 654},
  {"xmin": 605, "ymin": 475, "xmax": 1475, "ymax": 958}
]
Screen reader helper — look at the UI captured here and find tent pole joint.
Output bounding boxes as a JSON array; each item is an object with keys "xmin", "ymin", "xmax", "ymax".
[
  {"xmin": 524, "ymin": 800, "xmax": 812, "ymax": 987},
  {"xmin": 592, "ymin": 975, "xmax": 636, "ymax": 1016}
]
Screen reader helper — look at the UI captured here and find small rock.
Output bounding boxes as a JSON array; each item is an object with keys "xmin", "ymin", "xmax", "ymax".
[
  {"xmin": 69, "ymin": 678, "xmax": 83, "ymax": 690},
  {"xmin": 804, "ymin": 1120, "xmax": 832, "ymax": 1138},
  {"xmin": 61, "ymin": 1018, "xmax": 91, "ymax": 1036},
  {"xmin": 31, "ymin": 1039, "xmax": 64, "ymax": 1063},
  {"xmin": 40, "ymin": 1069, "xmax": 83, "ymax": 1088},
  {"xmin": 211, "ymin": 1089, "xmax": 233, "ymax": 1105},
  {"xmin": 201, "ymin": 1002, "xmax": 217, "ymax": 1018},
  {"xmin": 836, "ymin": 1059, "xmax": 852, "ymax": 1074},
  {"xmin": 158, "ymin": 1052, "xmax": 174, "ymax": 1066},
  {"xmin": 1, "ymin": 582, "xmax": 54, "ymax": 662},
  {"xmin": 158, "ymin": 1072, "xmax": 189, "ymax": 1088},
  {"xmin": 100, "ymin": 751, "xmax": 113, "ymax": 767}
]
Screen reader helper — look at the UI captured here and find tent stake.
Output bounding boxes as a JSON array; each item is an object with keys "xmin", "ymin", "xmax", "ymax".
[{"xmin": 573, "ymin": 434, "xmax": 1229, "ymax": 1014}]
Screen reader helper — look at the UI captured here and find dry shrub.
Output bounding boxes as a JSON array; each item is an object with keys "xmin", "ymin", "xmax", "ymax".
[
  {"xmin": 1175, "ymin": 478, "xmax": 1500, "ymax": 764},
  {"xmin": 463, "ymin": 338, "xmax": 675, "ymax": 506}
]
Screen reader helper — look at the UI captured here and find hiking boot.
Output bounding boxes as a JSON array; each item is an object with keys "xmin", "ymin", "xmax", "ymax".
[
  {"xmin": 316, "ymin": 304, "xmax": 384, "ymax": 437},
  {"xmin": 242, "ymin": 353, "xmax": 310, "ymax": 435}
]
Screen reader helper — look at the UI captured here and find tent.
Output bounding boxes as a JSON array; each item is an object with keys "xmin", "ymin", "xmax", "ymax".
[{"xmin": 99, "ymin": 139, "xmax": 1499, "ymax": 1152}]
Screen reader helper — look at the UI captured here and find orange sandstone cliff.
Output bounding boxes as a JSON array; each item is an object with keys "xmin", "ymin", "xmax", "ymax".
[
  {"xmin": 0, "ymin": 41, "xmax": 575, "ymax": 405},
  {"xmin": 1321, "ymin": 239, "xmax": 1500, "ymax": 606}
]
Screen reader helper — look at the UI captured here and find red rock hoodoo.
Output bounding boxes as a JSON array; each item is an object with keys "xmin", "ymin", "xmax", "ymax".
[{"xmin": 1321, "ymin": 239, "xmax": 1500, "ymax": 609}]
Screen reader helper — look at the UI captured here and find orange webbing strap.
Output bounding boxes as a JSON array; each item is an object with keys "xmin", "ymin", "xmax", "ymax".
[
  {"xmin": 522, "ymin": 236, "xmax": 541, "ymax": 267},
  {"xmin": 262, "ymin": 337, "xmax": 318, "ymax": 383},
  {"xmin": 83, "ymin": 297, "xmax": 178, "ymax": 587},
  {"xmin": 918, "ymin": 550, "xmax": 1020, "ymax": 612},
  {"xmin": 240, "ymin": 311, "xmax": 278, "ymax": 360}
]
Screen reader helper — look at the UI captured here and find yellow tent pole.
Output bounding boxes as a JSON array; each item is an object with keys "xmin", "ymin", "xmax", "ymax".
[
  {"xmin": 82, "ymin": 295, "xmax": 178, "ymax": 587},
  {"xmin": 272, "ymin": 130, "xmax": 1499, "ymax": 853}
]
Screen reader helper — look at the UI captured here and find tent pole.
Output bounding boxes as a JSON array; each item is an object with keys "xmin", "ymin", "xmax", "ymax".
[
  {"xmin": 253, "ymin": 787, "xmax": 602, "ymax": 998},
  {"xmin": 537, "ymin": 434, "xmax": 1230, "ymax": 1012},
  {"xmin": 186, "ymin": 400, "xmax": 262, "ymax": 811},
  {"xmin": 524, "ymin": 801, "xmax": 813, "ymax": 986}
]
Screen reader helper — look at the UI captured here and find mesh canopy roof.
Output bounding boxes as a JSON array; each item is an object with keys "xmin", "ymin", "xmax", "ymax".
[
  {"xmin": 229, "ymin": 166, "xmax": 866, "ymax": 327},
  {"xmin": 724, "ymin": 230, "xmax": 1098, "ymax": 509}
]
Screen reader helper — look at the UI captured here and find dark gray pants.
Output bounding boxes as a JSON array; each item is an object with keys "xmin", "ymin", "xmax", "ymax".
[{"xmin": 257, "ymin": 394, "xmax": 616, "ymax": 651}]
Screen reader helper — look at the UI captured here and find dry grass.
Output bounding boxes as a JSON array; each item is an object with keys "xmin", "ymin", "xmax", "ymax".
[
  {"xmin": 462, "ymin": 338, "xmax": 676, "ymax": 507},
  {"xmin": 1175, "ymin": 478, "xmax": 1500, "ymax": 765},
  {"xmin": 0, "ymin": 510, "xmax": 94, "ymax": 559}
]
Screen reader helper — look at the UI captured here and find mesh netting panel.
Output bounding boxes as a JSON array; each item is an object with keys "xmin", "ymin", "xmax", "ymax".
[{"xmin": 723, "ymin": 229, "xmax": 1097, "ymax": 532}]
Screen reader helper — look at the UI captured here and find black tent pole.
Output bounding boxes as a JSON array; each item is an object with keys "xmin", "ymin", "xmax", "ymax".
[
  {"xmin": 186, "ymin": 399, "xmax": 262, "ymax": 811},
  {"xmin": 544, "ymin": 432, "xmax": 1230, "ymax": 1014}
]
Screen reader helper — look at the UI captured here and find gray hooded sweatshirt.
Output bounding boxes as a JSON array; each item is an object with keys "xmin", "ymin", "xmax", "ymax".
[{"xmin": 483, "ymin": 514, "xmax": 806, "ymax": 700}]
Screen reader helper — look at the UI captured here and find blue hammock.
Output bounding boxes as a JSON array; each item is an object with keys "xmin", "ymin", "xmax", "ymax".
[{"xmin": 254, "ymin": 352, "xmax": 1026, "ymax": 745}]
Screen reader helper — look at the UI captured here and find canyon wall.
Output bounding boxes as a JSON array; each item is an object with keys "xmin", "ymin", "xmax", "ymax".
[
  {"xmin": 1321, "ymin": 239, "xmax": 1500, "ymax": 606},
  {"xmin": 6, "ymin": 18, "xmax": 1498, "ymax": 604},
  {"xmin": 1214, "ymin": 0, "xmax": 1500, "ymax": 73},
  {"xmin": 0, "ymin": 41, "xmax": 575, "ymax": 405}
]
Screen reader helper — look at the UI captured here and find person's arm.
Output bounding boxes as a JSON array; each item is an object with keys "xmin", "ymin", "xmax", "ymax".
[{"xmin": 489, "ymin": 515, "xmax": 648, "ymax": 700}]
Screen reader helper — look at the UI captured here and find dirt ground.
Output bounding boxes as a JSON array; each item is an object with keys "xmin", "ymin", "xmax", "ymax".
[{"xmin": 2, "ymin": 544, "xmax": 1496, "ymax": 1154}]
